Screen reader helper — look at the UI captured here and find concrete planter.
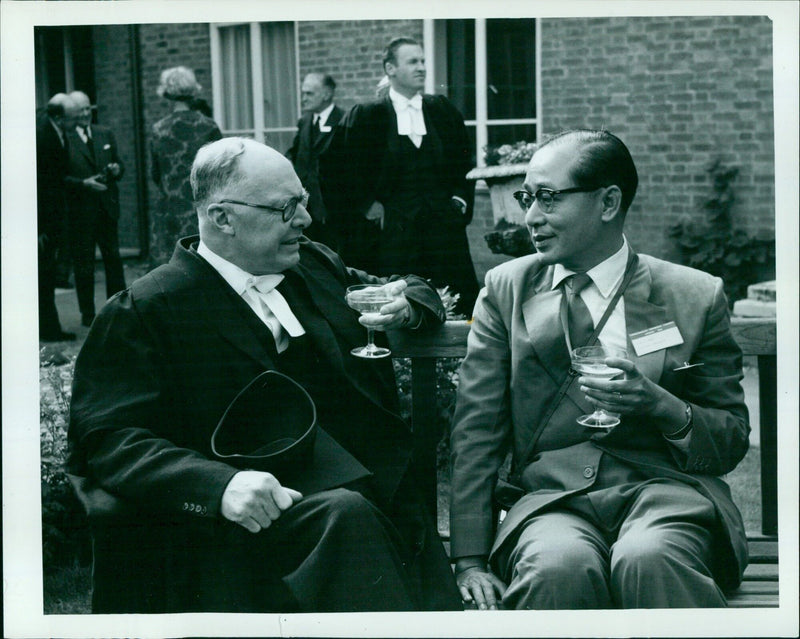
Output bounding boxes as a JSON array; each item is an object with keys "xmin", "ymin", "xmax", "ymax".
[
  {"xmin": 467, "ymin": 164, "xmax": 533, "ymax": 257},
  {"xmin": 466, "ymin": 163, "xmax": 529, "ymax": 226}
]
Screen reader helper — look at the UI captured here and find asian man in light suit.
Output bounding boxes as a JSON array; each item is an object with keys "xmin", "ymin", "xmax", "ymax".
[{"xmin": 449, "ymin": 129, "xmax": 750, "ymax": 609}]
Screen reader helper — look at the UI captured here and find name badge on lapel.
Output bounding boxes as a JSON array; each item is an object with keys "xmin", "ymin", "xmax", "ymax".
[
  {"xmin": 319, "ymin": 125, "xmax": 332, "ymax": 133},
  {"xmin": 103, "ymin": 144, "xmax": 111, "ymax": 151},
  {"xmin": 630, "ymin": 321, "xmax": 684, "ymax": 356}
]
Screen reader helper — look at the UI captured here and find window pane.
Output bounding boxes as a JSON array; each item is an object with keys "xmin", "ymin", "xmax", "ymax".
[
  {"xmin": 260, "ymin": 21, "xmax": 297, "ymax": 152},
  {"xmin": 445, "ymin": 19, "xmax": 475, "ymax": 120},
  {"xmin": 487, "ymin": 123, "xmax": 537, "ymax": 148},
  {"xmin": 486, "ymin": 19, "xmax": 536, "ymax": 120},
  {"xmin": 218, "ymin": 25, "xmax": 253, "ymax": 131}
]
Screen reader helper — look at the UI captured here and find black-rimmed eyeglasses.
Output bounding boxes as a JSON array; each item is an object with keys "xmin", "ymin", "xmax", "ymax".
[
  {"xmin": 512, "ymin": 186, "xmax": 603, "ymax": 214},
  {"xmin": 218, "ymin": 190, "xmax": 310, "ymax": 222}
]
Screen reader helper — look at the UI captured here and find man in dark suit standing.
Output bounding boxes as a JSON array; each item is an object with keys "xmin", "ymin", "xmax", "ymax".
[
  {"xmin": 36, "ymin": 93, "xmax": 76, "ymax": 342},
  {"xmin": 321, "ymin": 37, "xmax": 479, "ymax": 317},
  {"xmin": 67, "ymin": 137, "xmax": 462, "ymax": 613},
  {"xmin": 286, "ymin": 73, "xmax": 343, "ymax": 249},
  {"xmin": 64, "ymin": 91, "xmax": 126, "ymax": 327}
]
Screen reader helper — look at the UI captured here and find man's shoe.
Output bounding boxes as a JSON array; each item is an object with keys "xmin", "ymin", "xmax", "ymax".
[
  {"xmin": 55, "ymin": 280, "xmax": 74, "ymax": 289},
  {"xmin": 81, "ymin": 314, "xmax": 95, "ymax": 327},
  {"xmin": 40, "ymin": 330, "xmax": 76, "ymax": 342}
]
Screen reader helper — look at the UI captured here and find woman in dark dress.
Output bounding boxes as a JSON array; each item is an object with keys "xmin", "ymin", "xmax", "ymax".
[{"xmin": 149, "ymin": 66, "xmax": 222, "ymax": 266}]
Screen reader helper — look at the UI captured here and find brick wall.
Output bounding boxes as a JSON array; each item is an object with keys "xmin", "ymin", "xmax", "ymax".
[
  {"xmin": 92, "ymin": 22, "xmax": 215, "ymax": 255},
  {"xmin": 92, "ymin": 25, "xmax": 139, "ymax": 250},
  {"xmin": 89, "ymin": 16, "xmax": 775, "ymax": 272},
  {"xmin": 297, "ymin": 20, "xmax": 422, "ymax": 108},
  {"xmin": 539, "ymin": 15, "xmax": 775, "ymax": 261}
]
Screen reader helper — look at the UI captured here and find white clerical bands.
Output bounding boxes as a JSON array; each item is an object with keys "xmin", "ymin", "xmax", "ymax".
[
  {"xmin": 392, "ymin": 93, "xmax": 426, "ymax": 147},
  {"xmin": 245, "ymin": 275, "xmax": 305, "ymax": 352}
]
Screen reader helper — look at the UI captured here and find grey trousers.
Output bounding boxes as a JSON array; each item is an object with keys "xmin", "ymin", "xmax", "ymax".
[{"xmin": 494, "ymin": 479, "xmax": 727, "ymax": 609}]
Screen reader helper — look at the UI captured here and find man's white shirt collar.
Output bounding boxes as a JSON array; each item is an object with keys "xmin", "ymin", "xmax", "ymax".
[
  {"xmin": 314, "ymin": 102, "xmax": 335, "ymax": 128},
  {"xmin": 389, "ymin": 87, "xmax": 426, "ymax": 147},
  {"xmin": 197, "ymin": 240, "xmax": 264, "ymax": 295},
  {"xmin": 197, "ymin": 241, "xmax": 305, "ymax": 352},
  {"xmin": 552, "ymin": 237, "xmax": 630, "ymax": 298}
]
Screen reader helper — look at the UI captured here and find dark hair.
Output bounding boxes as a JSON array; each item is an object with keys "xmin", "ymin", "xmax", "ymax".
[
  {"xmin": 321, "ymin": 74, "xmax": 336, "ymax": 92},
  {"xmin": 382, "ymin": 37, "xmax": 420, "ymax": 69},
  {"xmin": 540, "ymin": 129, "xmax": 638, "ymax": 213}
]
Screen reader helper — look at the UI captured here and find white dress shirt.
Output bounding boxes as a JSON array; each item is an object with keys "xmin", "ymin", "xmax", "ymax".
[
  {"xmin": 76, "ymin": 124, "xmax": 92, "ymax": 144},
  {"xmin": 389, "ymin": 87, "xmax": 426, "ymax": 148},
  {"xmin": 552, "ymin": 237, "xmax": 691, "ymax": 448},
  {"xmin": 313, "ymin": 102, "xmax": 335, "ymax": 131},
  {"xmin": 197, "ymin": 241, "xmax": 305, "ymax": 353}
]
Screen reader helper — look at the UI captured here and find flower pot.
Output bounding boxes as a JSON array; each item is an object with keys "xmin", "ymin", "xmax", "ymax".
[
  {"xmin": 467, "ymin": 164, "xmax": 533, "ymax": 257},
  {"xmin": 466, "ymin": 163, "xmax": 529, "ymax": 226}
]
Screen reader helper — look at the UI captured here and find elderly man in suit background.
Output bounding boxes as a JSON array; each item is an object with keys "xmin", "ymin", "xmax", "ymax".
[
  {"xmin": 64, "ymin": 90, "xmax": 126, "ymax": 327},
  {"xmin": 36, "ymin": 93, "xmax": 77, "ymax": 341},
  {"xmin": 321, "ymin": 37, "xmax": 479, "ymax": 318},
  {"xmin": 67, "ymin": 137, "xmax": 462, "ymax": 613},
  {"xmin": 286, "ymin": 72, "xmax": 343, "ymax": 249},
  {"xmin": 449, "ymin": 129, "xmax": 750, "ymax": 609}
]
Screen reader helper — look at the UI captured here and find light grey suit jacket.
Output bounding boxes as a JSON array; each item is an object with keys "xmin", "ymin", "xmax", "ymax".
[{"xmin": 449, "ymin": 251, "xmax": 750, "ymax": 589}]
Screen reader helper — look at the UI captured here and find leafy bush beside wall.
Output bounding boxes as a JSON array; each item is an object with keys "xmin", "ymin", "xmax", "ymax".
[{"xmin": 669, "ymin": 159, "xmax": 775, "ymax": 304}]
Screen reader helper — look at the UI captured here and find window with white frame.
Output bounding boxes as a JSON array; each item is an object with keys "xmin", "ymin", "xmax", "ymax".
[
  {"xmin": 427, "ymin": 18, "xmax": 540, "ymax": 167},
  {"xmin": 209, "ymin": 22, "xmax": 299, "ymax": 153}
]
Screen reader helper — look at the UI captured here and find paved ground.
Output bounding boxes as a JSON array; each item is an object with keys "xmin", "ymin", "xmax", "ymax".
[{"xmin": 45, "ymin": 259, "xmax": 762, "ymax": 446}]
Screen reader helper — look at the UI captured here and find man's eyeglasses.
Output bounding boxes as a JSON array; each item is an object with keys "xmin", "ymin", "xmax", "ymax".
[
  {"xmin": 219, "ymin": 190, "xmax": 310, "ymax": 223},
  {"xmin": 512, "ymin": 186, "xmax": 602, "ymax": 214}
]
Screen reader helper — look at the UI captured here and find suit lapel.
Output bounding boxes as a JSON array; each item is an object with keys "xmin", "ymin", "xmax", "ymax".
[
  {"xmin": 623, "ymin": 258, "xmax": 668, "ymax": 384},
  {"xmin": 172, "ymin": 244, "xmax": 277, "ymax": 371},
  {"xmin": 71, "ymin": 130, "xmax": 96, "ymax": 168},
  {"xmin": 312, "ymin": 106, "xmax": 342, "ymax": 151},
  {"xmin": 522, "ymin": 267, "xmax": 572, "ymax": 384}
]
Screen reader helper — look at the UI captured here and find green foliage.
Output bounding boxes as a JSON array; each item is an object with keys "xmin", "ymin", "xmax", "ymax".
[
  {"xmin": 669, "ymin": 158, "xmax": 775, "ymax": 304},
  {"xmin": 485, "ymin": 219, "xmax": 534, "ymax": 257},
  {"xmin": 484, "ymin": 141, "xmax": 538, "ymax": 167},
  {"xmin": 40, "ymin": 351, "xmax": 91, "ymax": 571}
]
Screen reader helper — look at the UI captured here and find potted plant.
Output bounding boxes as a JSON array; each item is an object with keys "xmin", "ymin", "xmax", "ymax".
[{"xmin": 467, "ymin": 141, "xmax": 536, "ymax": 257}]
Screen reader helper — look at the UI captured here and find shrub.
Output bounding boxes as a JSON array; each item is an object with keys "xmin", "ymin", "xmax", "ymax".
[
  {"xmin": 484, "ymin": 141, "xmax": 537, "ymax": 167},
  {"xmin": 668, "ymin": 158, "xmax": 775, "ymax": 304},
  {"xmin": 40, "ymin": 351, "xmax": 91, "ymax": 571}
]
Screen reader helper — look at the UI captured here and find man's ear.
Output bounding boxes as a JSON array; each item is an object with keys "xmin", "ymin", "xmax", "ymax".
[
  {"xmin": 600, "ymin": 185, "xmax": 623, "ymax": 223},
  {"xmin": 206, "ymin": 203, "xmax": 236, "ymax": 235}
]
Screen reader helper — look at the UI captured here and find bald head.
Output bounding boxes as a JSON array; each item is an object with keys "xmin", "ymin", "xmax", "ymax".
[
  {"xmin": 300, "ymin": 73, "xmax": 335, "ymax": 114},
  {"xmin": 68, "ymin": 91, "xmax": 94, "ymax": 128},
  {"xmin": 191, "ymin": 137, "xmax": 311, "ymax": 274}
]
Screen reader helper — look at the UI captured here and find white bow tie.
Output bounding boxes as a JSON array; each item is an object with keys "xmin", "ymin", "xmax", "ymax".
[
  {"xmin": 244, "ymin": 274, "xmax": 305, "ymax": 351},
  {"xmin": 246, "ymin": 274, "xmax": 284, "ymax": 295},
  {"xmin": 392, "ymin": 93, "xmax": 426, "ymax": 147}
]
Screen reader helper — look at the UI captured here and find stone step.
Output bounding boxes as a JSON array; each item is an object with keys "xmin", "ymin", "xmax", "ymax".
[{"xmin": 747, "ymin": 280, "xmax": 775, "ymax": 302}]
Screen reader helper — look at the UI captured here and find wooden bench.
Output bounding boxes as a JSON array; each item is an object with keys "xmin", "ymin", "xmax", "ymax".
[{"xmin": 387, "ymin": 316, "xmax": 778, "ymax": 608}]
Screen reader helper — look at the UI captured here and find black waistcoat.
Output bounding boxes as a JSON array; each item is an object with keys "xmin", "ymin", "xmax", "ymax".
[{"xmin": 381, "ymin": 114, "xmax": 449, "ymax": 215}]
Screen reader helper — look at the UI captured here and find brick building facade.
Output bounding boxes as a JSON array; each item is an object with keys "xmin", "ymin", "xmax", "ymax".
[{"xmin": 39, "ymin": 15, "xmax": 774, "ymax": 281}]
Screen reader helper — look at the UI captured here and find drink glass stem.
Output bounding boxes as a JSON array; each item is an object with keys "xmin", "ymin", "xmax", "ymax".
[{"xmin": 366, "ymin": 327, "xmax": 377, "ymax": 353}]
